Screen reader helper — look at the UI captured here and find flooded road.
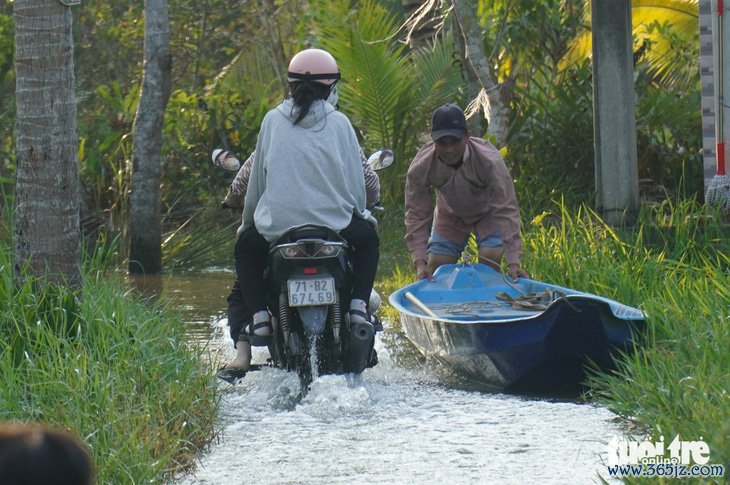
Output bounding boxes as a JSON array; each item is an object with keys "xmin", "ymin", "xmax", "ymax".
[{"xmin": 151, "ymin": 271, "xmax": 625, "ymax": 484}]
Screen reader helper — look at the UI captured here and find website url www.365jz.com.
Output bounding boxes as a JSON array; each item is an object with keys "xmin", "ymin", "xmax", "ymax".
[{"xmin": 607, "ymin": 463, "xmax": 725, "ymax": 479}]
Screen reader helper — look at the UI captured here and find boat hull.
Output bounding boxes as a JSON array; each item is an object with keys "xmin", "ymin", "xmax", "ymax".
[{"xmin": 390, "ymin": 264, "xmax": 645, "ymax": 392}]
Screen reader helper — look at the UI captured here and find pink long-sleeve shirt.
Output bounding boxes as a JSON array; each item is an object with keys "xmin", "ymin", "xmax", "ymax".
[{"xmin": 404, "ymin": 137, "xmax": 523, "ymax": 266}]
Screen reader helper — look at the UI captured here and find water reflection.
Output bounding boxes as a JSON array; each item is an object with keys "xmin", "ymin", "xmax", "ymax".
[{"xmin": 126, "ymin": 269, "xmax": 234, "ymax": 338}]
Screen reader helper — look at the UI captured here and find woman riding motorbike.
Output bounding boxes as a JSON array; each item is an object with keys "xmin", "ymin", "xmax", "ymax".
[{"xmin": 224, "ymin": 48, "xmax": 380, "ymax": 375}]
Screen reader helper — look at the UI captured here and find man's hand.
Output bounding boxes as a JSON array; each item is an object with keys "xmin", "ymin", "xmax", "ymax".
[
  {"xmin": 507, "ymin": 263, "xmax": 529, "ymax": 282},
  {"xmin": 414, "ymin": 259, "xmax": 434, "ymax": 281}
]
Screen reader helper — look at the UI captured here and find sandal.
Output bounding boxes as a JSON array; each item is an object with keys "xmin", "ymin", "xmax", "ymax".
[
  {"xmin": 216, "ymin": 367, "xmax": 249, "ymax": 384},
  {"xmin": 245, "ymin": 318, "xmax": 273, "ymax": 347},
  {"xmin": 247, "ymin": 319, "xmax": 273, "ymax": 337}
]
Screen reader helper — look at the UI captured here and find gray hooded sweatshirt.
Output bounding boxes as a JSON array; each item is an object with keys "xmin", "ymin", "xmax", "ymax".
[{"xmin": 239, "ymin": 98, "xmax": 373, "ymax": 242}]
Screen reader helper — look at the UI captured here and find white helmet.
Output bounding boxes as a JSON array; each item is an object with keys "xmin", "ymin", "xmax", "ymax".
[{"xmin": 287, "ymin": 48, "xmax": 340, "ymax": 86}]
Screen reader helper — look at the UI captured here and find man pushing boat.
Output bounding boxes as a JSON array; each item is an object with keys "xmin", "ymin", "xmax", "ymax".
[{"xmin": 404, "ymin": 103, "xmax": 529, "ymax": 282}]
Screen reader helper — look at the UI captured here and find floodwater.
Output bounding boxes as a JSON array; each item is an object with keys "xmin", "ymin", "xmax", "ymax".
[{"xmin": 143, "ymin": 271, "xmax": 626, "ymax": 485}]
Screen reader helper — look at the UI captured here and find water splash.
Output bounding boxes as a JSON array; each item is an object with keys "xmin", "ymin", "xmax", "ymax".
[
  {"xmin": 176, "ymin": 303, "xmax": 625, "ymax": 485},
  {"xmin": 308, "ymin": 333, "xmax": 319, "ymax": 381}
]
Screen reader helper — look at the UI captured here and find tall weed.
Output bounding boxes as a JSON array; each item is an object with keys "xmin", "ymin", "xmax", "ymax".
[
  {"xmin": 0, "ymin": 242, "xmax": 220, "ymax": 483},
  {"xmin": 520, "ymin": 199, "xmax": 729, "ymax": 467}
]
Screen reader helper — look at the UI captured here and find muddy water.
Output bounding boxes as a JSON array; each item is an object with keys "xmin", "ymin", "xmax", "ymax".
[{"xmin": 148, "ymin": 271, "xmax": 625, "ymax": 485}]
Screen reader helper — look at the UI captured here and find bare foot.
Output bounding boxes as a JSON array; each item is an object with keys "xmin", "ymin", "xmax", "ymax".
[{"xmin": 224, "ymin": 341, "xmax": 251, "ymax": 371}]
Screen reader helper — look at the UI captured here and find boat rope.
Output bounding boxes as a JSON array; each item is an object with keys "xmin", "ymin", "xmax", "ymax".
[
  {"xmin": 496, "ymin": 289, "xmax": 581, "ymax": 312},
  {"xmin": 427, "ymin": 300, "xmax": 503, "ymax": 316}
]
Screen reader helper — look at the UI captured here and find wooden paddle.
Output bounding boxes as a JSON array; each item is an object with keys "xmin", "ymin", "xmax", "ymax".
[{"xmin": 405, "ymin": 291, "xmax": 438, "ymax": 318}]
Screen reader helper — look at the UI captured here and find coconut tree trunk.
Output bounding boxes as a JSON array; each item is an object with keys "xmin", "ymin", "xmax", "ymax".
[
  {"xmin": 451, "ymin": 0, "xmax": 513, "ymax": 148},
  {"xmin": 452, "ymin": 13, "xmax": 483, "ymax": 137},
  {"xmin": 128, "ymin": 0, "xmax": 171, "ymax": 274},
  {"xmin": 13, "ymin": 0, "xmax": 81, "ymax": 287}
]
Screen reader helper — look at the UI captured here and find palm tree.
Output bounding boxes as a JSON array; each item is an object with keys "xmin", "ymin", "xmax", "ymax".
[{"xmin": 13, "ymin": 0, "xmax": 81, "ymax": 287}]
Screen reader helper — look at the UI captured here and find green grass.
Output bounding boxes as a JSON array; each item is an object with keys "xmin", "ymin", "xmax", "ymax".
[
  {"xmin": 522, "ymin": 200, "xmax": 728, "ymax": 469},
  {"xmin": 375, "ymin": 199, "xmax": 730, "ymax": 476},
  {"xmin": 0, "ymin": 241, "xmax": 221, "ymax": 483}
]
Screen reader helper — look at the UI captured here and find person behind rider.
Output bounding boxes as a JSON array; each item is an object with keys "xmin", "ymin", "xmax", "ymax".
[{"xmin": 228, "ymin": 48, "xmax": 380, "ymax": 373}]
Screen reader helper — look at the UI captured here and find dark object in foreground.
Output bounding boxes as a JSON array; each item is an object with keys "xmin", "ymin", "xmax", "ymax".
[
  {"xmin": 389, "ymin": 264, "xmax": 646, "ymax": 394},
  {"xmin": 0, "ymin": 423, "xmax": 94, "ymax": 485}
]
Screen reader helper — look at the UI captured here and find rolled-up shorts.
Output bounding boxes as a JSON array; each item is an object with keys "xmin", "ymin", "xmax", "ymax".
[{"xmin": 427, "ymin": 227, "xmax": 502, "ymax": 257}]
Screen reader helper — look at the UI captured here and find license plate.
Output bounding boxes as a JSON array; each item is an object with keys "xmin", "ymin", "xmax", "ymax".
[{"xmin": 287, "ymin": 277, "xmax": 336, "ymax": 307}]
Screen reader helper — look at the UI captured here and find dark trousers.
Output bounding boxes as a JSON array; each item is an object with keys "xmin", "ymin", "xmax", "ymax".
[
  {"xmin": 338, "ymin": 216, "xmax": 380, "ymax": 302},
  {"xmin": 229, "ymin": 217, "xmax": 380, "ymax": 343},
  {"xmin": 226, "ymin": 279, "xmax": 251, "ymax": 344},
  {"xmin": 234, "ymin": 225, "xmax": 270, "ymax": 315}
]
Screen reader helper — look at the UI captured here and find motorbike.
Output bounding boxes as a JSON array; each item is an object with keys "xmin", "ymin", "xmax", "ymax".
[{"xmin": 214, "ymin": 148, "xmax": 393, "ymax": 387}]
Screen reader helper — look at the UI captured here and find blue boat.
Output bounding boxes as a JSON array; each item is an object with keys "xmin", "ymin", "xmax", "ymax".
[{"xmin": 388, "ymin": 263, "xmax": 646, "ymax": 393}]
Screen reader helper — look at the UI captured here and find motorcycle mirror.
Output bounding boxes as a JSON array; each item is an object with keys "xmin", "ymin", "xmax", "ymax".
[
  {"xmin": 211, "ymin": 149, "xmax": 241, "ymax": 171},
  {"xmin": 366, "ymin": 149, "xmax": 394, "ymax": 171}
]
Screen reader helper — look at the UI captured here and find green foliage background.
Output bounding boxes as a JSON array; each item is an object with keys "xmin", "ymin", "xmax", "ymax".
[{"xmin": 0, "ymin": 0, "xmax": 705, "ymax": 240}]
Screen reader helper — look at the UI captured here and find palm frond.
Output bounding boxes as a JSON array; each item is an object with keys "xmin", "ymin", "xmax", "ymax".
[
  {"xmin": 207, "ymin": 46, "xmax": 282, "ymax": 97},
  {"xmin": 318, "ymin": 0, "xmax": 412, "ymax": 150},
  {"xmin": 633, "ymin": 2, "xmax": 699, "ymax": 90},
  {"xmin": 408, "ymin": 36, "xmax": 463, "ymax": 126},
  {"xmin": 313, "ymin": 0, "xmax": 463, "ymax": 201}
]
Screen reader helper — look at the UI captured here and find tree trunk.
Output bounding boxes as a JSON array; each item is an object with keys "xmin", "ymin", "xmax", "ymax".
[
  {"xmin": 451, "ymin": 0, "xmax": 513, "ymax": 148},
  {"xmin": 452, "ymin": 13, "xmax": 483, "ymax": 137},
  {"xmin": 13, "ymin": 0, "xmax": 81, "ymax": 287},
  {"xmin": 129, "ymin": 0, "xmax": 171, "ymax": 274}
]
